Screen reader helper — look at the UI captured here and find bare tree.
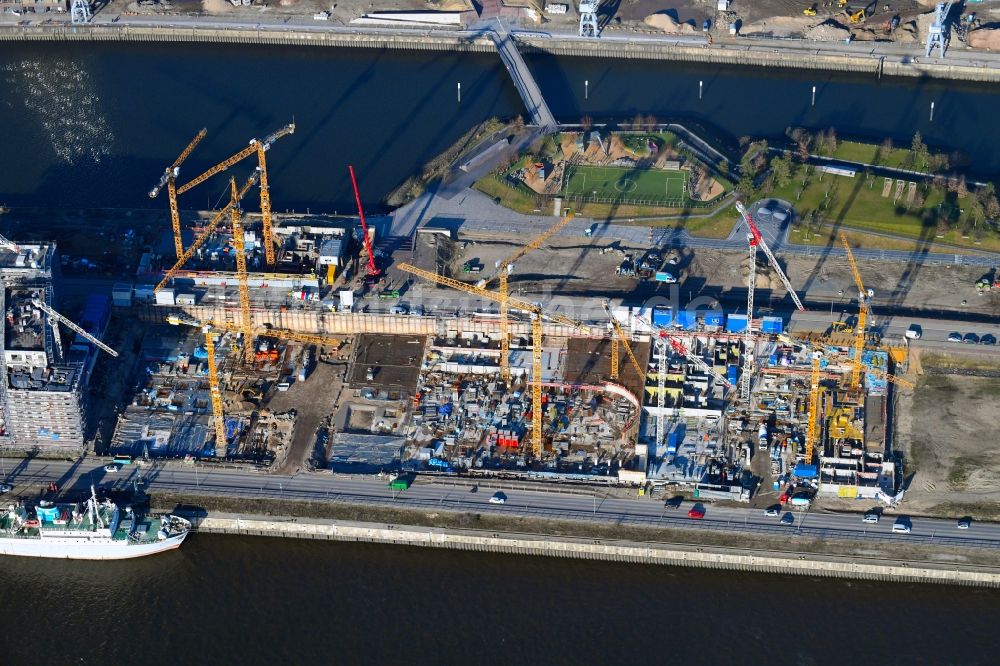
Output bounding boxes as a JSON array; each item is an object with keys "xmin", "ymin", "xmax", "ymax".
[{"xmin": 580, "ymin": 115, "xmax": 593, "ymax": 132}]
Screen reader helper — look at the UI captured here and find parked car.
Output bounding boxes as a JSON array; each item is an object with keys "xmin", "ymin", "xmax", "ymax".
[
  {"xmin": 947, "ymin": 332, "xmax": 963, "ymax": 343},
  {"xmin": 892, "ymin": 517, "xmax": 912, "ymax": 534},
  {"xmin": 0, "ymin": 483, "xmax": 12, "ymax": 494},
  {"xmin": 688, "ymin": 505, "xmax": 705, "ymax": 519},
  {"xmin": 980, "ymin": 334, "xmax": 997, "ymax": 346},
  {"xmin": 389, "ymin": 305, "xmax": 408, "ymax": 315},
  {"xmin": 780, "ymin": 513, "xmax": 795, "ymax": 526},
  {"xmin": 104, "ymin": 464, "xmax": 121, "ymax": 473},
  {"xmin": 963, "ymin": 333, "xmax": 980, "ymax": 344},
  {"xmin": 489, "ymin": 492, "xmax": 507, "ymax": 505},
  {"xmin": 765, "ymin": 505, "xmax": 780, "ymax": 517},
  {"xmin": 862, "ymin": 511, "xmax": 880, "ymax": 524},
  {"xmin": 958, "ymin": 517, "xmax": 972, "ymax": 530},
  {"xmin": 664, "ymin": 496, "xmax": 684, "ymax": 509}
]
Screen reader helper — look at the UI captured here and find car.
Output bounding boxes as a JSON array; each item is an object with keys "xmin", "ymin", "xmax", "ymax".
[
  {"xmin": 765, "ymin": 505, "xmax": 780, "ymax": 517},
  {"xmin": 389, "ymin": 305, "xmax": 408, "ymax": 315},
  {"xmin": 410, "ymin": 306, "xmax": 425, "ymax": 317},
  {"xmin": 947, "ymin": 332, "xmax": 963, "ymax": 343},
  {"xmin": 980, "ymin": 334, "xmax": 997, "ymax": 346},
  {"xmin": 905, "ymin": 325, "xmax": 922, "ymax": 340},
  {"xmin": 488, "ymin": 492, "xmax": 506, "ymax": 505},
  {"xmin": 687, "ymin": 505, "xmax": 705, "ymax": 519},
  {"xmin": 892, "ymin": 517, "xmax": 912, "ymax": 534},
  {"xmin": 862, "ymin": 511, "xmax": 880, "ymax": 524},
  {"xmin": 958, "ymin": 517, "xmax": 972, "ymax": 530},
  {"xmin": 963, "ymin": 333, "xmax": 980, "ymax": 344},
  {"xmin": 0, "ymin": 483, "xmax": 12, "ymax": 494},
  {"xmin": 104, "ymin": 464, "xmax": 121, "ymax": 473},
  {"xmin": 780, "ymin": 513, "xmax": 794, "ymax": 526}
]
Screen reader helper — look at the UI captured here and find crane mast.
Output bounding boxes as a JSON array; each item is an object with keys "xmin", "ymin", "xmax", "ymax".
[
  {"xmin": 840, "ymin": 233, "xmax": 869, "ymax": 389},
  {"xmin": 735, "ymin": 201, "xmax": 805, "ymax": 311},
  {"xmin": 149, "ymin": 128, "xmax": 207, "ymax": 260},
  {"xmin": 229, "ymin": 177, "xmax": 255, "ymax": 364},
  {"xmin": 602, "ymin": 300, "xmax": 644, "ymax": 381}
]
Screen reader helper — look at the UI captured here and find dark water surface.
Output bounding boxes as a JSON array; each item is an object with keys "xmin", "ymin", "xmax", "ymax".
[
  {"xmin": 0, "ymin": 535, "xmax": 998, "ymax": 665},
  {"xmin": 4, "ymin": 43, "xmax": 1000, "ymax": 217}
]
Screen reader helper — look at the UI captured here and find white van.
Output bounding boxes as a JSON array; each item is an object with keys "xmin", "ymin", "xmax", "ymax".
[
  {"xmin": 905, "ymin": 325, "xmax": 922, "ymax": 340},
  {"xmin": 892, "ymin": 518, "xmax": 911, "ymax": 534}
]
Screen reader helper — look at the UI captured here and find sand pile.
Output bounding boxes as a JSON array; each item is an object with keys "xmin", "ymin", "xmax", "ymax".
[
  {"xmin": 202, "ymin": 0, "xmax": 233, "ymax": 12},
  {"xmin": 804, "ymin": 19, "xmax": 851, "ymax": 41},
  {"xmin": 969, "ymin": 27, "xmax": 1000, "ymax": 50},
  {"xmin": 739, "ymin": 15, "xmax": 815, "ymax": 37},
  {"xmin": 644, "ymin": 13, "xmax": 697, "ymax": 35}
]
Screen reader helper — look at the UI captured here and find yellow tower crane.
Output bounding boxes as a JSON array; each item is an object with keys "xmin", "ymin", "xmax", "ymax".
[
  {"xmin": 477, "ymin": 210, "xmax": 576, "ymax": 380},
  {"xmin": 399, "ymin": 262, "xmax": 583, "ymax": 457},
  {"xmin": 840, "ymin": 233, "xmax": 870, "ymax": 389},
  {"xmin": 155, "ymin": 169, "xmax": 260, "ymax": 293},
  {"xmin": 805, "ymin": 353, "xmax": 822, "ymax": 465},
  {"xmin": 149, "ymin": 128, "xmax": 208, "ymax": 260},
  {"xmin": 229, "ymin": 177, "xmax": 255, "ymax": 364},
  {"xmin": 167, "ymin": 314, "xmax": 341, "ymax": 454},
  {"xmin": 173, "ymin": 122, "xmax": 295, "ymax": 266},
  {"xmin": 602, "ymin": 299, "xmax": 644, "ymax": 381}
]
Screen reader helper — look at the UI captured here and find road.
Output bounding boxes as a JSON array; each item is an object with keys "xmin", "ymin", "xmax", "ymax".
[{"xmin": 2, "ymin": 457, "xmax": 997, "ymax": 551}]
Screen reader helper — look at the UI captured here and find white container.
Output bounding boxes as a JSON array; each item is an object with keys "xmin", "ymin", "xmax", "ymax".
[{"xmin": 155, "ymin": 289, "xmax": 175, "ymax": 306}]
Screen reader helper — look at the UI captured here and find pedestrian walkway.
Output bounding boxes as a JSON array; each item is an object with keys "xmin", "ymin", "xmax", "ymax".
[{"xmin": 489, "ymin": 28, "xmax": 556, "ymax": 128}]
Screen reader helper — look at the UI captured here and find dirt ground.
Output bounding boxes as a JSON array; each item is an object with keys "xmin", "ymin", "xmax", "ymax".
[
  {"xmin": 894, "ymin": 351, "xmax": 1000, "ymax": 518},
  {"xmin": 266, "ymin": 358, "xmax": 348, "ymax": 474},
  {"xmin": 563, "ymin": 337, "xmax": 651, "ymax": 398},
  {"xmin": 417, "ymin": 232, "xmax": 1000, "ymax": 318}
]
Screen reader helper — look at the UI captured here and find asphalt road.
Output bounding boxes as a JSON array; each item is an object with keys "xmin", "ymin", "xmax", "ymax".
[{"xmin": 3, "ymin": 457, "xmax": 997, "ymax": 551}]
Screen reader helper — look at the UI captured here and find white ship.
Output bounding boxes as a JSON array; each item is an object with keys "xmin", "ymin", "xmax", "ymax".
[{"xmin": 0, "ymin": 486, "xmax": 190, "ymax": 560}]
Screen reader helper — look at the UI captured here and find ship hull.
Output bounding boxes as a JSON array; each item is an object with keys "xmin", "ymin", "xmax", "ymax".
[{"xmin": 0, "ymin": 532, "xmax": 188, "ymax": 560}]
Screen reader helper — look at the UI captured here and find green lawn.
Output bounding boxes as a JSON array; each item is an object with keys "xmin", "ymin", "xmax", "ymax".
[
  {"xmin": 825, "ymin": 140, "xmax": 944, "ymax": 171},
  {"xmin": 769, "ymin": 172, "xmax": 1000, "ymax": 252},
  {"xmin": 563, "ymin": 165, "xmax": 688, "ymax": 204}
]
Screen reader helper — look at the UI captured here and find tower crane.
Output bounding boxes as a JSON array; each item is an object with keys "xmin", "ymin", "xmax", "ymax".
[
  {"xmin": 477, "ymin": 210, "xmax": 576, "ymax": 380},
  {"xmin": 155, "ymin": 169, "xmax": 261, "ymax": 293},
  {"xmin": 32, "ymin": 299, "xmax": 119, "ymax": 359},
  {"xmin": 228, "ymin": 177, "xmax": 254, "ymax": 364},
  {"xmin": 167, "ymin": 314, "xmax": 342, "ymax": 455},
  {"xmin": 398, "ymin": 261, "xmax": 583, "ymax": 458},
  {"xmin": 602, "ymin": 300, "xmax": 644, "ymax": 382},
  {"xmin": 734, "ymin": 201, "xmax": 805, "ymax": 401},
  {"xmin": 173, "ymin": 123, "xmax": 295, "ymax": 266},
  {"xmin": 149, "ymin": 128, "xmax": 207, "ymax": 260},
  {"xmin": 348, "ymin": 165, "xmax": 380, "ymax": 281},
  {"xmin": 840, "ymin": 233, "xmax": 872, "ymax": 389}
]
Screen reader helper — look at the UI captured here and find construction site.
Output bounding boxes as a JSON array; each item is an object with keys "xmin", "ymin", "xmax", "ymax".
[{"xmin": 0, "ymin": 121, "xmax": 896, "ymax": 516}]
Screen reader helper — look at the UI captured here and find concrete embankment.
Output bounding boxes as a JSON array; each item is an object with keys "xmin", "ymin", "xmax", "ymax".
[
  {"xmin": 0, "ymin": 23, "xmax": 494, "ymax": 52},
  {"xmin": 4, "ymin": 22, "xmax": 1000, "ymax": 84},
  {"xmin": 182, "ymin": 512, "xmax": 1000, "ymax": 587}
]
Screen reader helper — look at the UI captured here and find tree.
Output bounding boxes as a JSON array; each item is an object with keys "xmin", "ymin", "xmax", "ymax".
[
  {"xmin": 513, "ymin": 115, "xmax": 525, "ymax": 132},
  {"xmin": 881, "ymin": 137, "xmax": 893, "ymax": 155},
  {"xmin": 580, "ymin": 115, "xmax": 593, "ymax": 132},
  {"xmin": 631, "ymin": 113, "xmax": 644, "ymax": 130},
  {"xmin": 796, "ymin": 138, "xmax": 811, "ymax": 163},
  {"xmin": 911, "ymin": 131, "xmax": 929, "ymax": 170},
  {"xmin": 826, "ymin": 127, "xmax": 838, "ymax": 153},
  {"xmin": 644, "ymin": 114, "xmax": 658, "ymax": 132},
  {"xmin": 771, "ymin": 153, "xmax": 792, "ymax": 188},
  {"xmin": 956, "ymin": 175, "xmax": 968, "ymax": 199}
]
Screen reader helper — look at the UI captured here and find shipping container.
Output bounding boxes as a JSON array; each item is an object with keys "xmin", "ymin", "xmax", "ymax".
[
  {"xmin": 725, "ymin": 314, "xmax": 748, "ymax": 333},
  {"xmin": 154, "ymin": 289, "xmax": 175, "ymax": 306},
  {"xmin": 761, "ymin": 316, "xmax": 784, "ymax": 334},
  {"xmin": 651, "ymin": 306, "xmax": 673, "ymax": 328},
  {"xmin": 176, "ymin": 293, "xmax": 197, "ymax": 306}
]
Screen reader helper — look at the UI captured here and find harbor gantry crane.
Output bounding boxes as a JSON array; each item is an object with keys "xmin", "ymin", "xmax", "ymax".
[
  {"xmin": 601, "ymin": 300, "xmax": 644, "ymax": 382},
  {"xmin": 398, "ymin": 262, "xmax": 583, "ymax": 458},
  {"xmin": 149, "ymin": 128, "xmax": 208, "ymax": 260},
  {"xmin": 926, "ymin": 1, "xmax": 955, "ymax": 58},
  {"xmin": 155, "ymin": 169, "xmax": 261, "ymax": 293},
  {"xmin": 0, "ymin": 232, "xmax": 21, "ymax": 254},
  {"xmin": 348, "ymin": 165, "xmax": 380, "ymax": 282},
  {"xmin": 840, "ymin": 232, "xmax": 871, "ymax": 389},
  {"xmin": 477, "ymin": 210, "xmax": 576, "ymax": 381},
  {"xmin": 167, "ymin": 314, "xmax": 342, "ymax": 455},
  {"xmin": 172, "ymin": 122, "xmax": 295, "ymax": 266},
  {"xmin": 734, "ymin": 201, "xmax": 806, "ymax": 402},
  {"xmin": 33, "ymin": 299, "xmax": 119, "ymax": 359}
]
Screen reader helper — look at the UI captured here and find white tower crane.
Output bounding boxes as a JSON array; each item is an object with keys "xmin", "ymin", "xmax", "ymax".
[
  {"xmin": 734, "ymin": 201, "xmax": 806, "ymax": 400},
  {"xmin": 32, "ymin": 299, "xmax": 119, "ymax": 359}
]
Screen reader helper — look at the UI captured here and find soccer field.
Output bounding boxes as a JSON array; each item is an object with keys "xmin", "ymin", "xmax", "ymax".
[{"xmin": 562, "ymin": 165, "xmax": 687, "ymax": 203}]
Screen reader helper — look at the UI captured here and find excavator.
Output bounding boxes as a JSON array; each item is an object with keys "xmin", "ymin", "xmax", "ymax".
[
  {"xmin": 804, "ymin": 4, "xmax": 817, "ymax": 16},
  {"xmin": 845, "ymin": 1, "xmax": 876, "ymax": 24}
]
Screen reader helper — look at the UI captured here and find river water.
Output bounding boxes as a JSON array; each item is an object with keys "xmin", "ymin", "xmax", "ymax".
[
  {"xmin": 2, "ymin": 43, "xmax": 1000, "ymax": 216},
  {"xmin": 0, "ymin": 534, "xmax": 998, "ymax": 665}
]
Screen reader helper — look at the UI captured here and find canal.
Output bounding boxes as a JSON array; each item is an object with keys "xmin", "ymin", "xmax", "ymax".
[{"xmin": 1, "ymin": 43, "xmax": 997, "ymax": 212}]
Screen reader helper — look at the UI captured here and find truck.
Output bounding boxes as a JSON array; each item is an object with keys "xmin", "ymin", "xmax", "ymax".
[
  {"xmin": 388, "ymin": 474, "xmax": 412, "ymax": 491},
  {"xmin": 790, "ymin": 495, "xmax": 812, "ymax": 508},
  {"xmin": 758, "ymin": 423, "xmax": 768, "ymax": 450}
]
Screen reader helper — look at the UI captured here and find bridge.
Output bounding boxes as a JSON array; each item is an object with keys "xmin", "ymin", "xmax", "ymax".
[{"xmin": 490, "ymin": 28, "xmax": 556, "ymax": 128}]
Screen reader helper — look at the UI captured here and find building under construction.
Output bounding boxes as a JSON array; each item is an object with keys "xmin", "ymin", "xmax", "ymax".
[{"xmin": 0, "ymin": 242, "xmax": 109, "ymax": 452}]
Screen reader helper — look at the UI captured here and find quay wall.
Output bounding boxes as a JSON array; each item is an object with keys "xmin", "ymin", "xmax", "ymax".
[
  {"xmin": 186, "ymin": 513, "xmax": 1000, "ymax": 588},
  {"xmin": 2, "ymin": 23, "xmax": 1000, "ymax": 83}
]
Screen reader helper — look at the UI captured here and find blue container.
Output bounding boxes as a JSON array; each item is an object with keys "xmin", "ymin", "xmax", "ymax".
[
  {"xmin": 704, "ymin": 311, "xmax": 724, "ymax": 328},
  {"xmin": 761, "ymin": 316, "xmax": 784, "ymax": 334},
  {"xmin": 652, "ymin": 307, "xmax": 673, "ymax": 327},
  {"xmin": 726, "ymin": 314, "xmax": 748, "ymax": 333}
]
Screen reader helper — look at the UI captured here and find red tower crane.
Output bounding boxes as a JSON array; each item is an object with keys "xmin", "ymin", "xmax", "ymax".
[{"xmin": 348, "ymin": 165, "xmax": 380, "ymax": 278}]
